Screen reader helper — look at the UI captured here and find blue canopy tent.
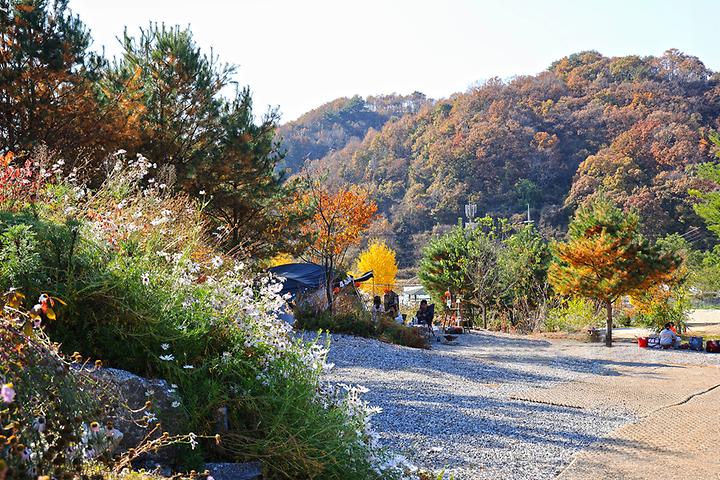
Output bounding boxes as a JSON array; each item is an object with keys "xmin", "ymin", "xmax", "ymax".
[
  {"xmin": 268, "ymin": 263, "xmax": 374, "ymax": 297},
  {"xmin": 268, "ymin": 263, "xmax": 373, "ymax": 321},
  {"xmin": 268, "ymin": 263, "xmax": 326, "ymax": 297}
]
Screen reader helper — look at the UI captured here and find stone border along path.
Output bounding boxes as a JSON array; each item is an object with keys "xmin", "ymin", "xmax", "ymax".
[{"xmin": 320, "ymin": 331, "xmax": 720, "ymax": 480}]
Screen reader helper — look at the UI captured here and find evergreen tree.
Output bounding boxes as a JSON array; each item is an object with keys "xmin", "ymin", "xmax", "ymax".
[
  {"xmin": 690, "ymin": 133, "xmax": 720, "ymax": 236},
  {"xmin": 192, "ymin": 88, "xmax": 306, "ymax": 257},
  {"xmin": 104, "ymin": 23, "xmax": 233, "ymax": 175},
  {"xmin": 0, "ymin": 0, "xmax": 132, "ymax": 161},
  {"xmin": 549, "ymin": 198, "xmax": 680, "ymax": 346},
  {"xmin": 105, "ymin": 24, "xmax": 303, "ymax": 257}
]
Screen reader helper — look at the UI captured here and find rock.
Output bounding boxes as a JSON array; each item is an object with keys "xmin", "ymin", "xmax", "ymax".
[
  {"xmin": 93, "ymin": 367, "xmax": 188, "ymax": 465},
  {"xmin": 205, "ymin": 462, "xmax": 262, "ymax": 480}
]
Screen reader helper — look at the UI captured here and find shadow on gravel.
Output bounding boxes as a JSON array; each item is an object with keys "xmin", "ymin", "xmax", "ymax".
[
  {"xmin": 477, "ymin": 352, "xmax": 680, "ymax": 377},
  {"xmin": 445, "ymin": 332, "xmax": 552, "ymax": 349},
  {"xmin": 341, "ymin": 352, "xmax": 564, "ymax": 385},
  {"xmin": 361, "ymin": 385, "xmax": 654, "ymax": 471}
]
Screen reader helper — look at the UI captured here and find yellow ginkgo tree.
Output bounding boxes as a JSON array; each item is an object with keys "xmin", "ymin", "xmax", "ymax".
[{"xmin": 353, "ymin": 240, "xmax": 398, "ymax": 294}]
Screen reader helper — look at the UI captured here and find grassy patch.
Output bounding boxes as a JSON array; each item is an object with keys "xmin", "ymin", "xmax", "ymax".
[{"xmin": 295, "ymin": 307, "xmax": 429, "ymax": 349}]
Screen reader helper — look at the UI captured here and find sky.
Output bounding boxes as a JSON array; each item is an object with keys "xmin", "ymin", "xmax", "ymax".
[{"xmin": 69, "ymin": 0, "xmax": 719, "ymax": 123}]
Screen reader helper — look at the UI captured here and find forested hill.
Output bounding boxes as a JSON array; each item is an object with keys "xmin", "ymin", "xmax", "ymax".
[
  {"xmin": 281, "ymin": 50, "xmax": 720, "ymax": 267},
  {"xmin": 278, "ymin": 92, "xmax": 431, "ymax": 173}
]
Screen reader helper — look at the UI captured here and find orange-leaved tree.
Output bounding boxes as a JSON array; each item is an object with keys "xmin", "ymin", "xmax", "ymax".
[
  {"xmin": 0, "ymin": 1, "xmax": 139, "ymax": 165},
  {"xmin": 549, "ymin": 198, "xmax": 681, "ymax": 346},
  {"xmin": 302, "ymin": 182, "xmax": 377, "ymax": 310},
  {"xmin": 353, "ymin": 240, "xmax": 398, "ymax": 294}
]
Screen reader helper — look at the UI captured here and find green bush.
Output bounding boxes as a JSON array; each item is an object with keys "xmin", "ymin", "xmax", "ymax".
[
  {"xmin": 545, "ymin": 297, "xmax": 604, "ymax": 333},
  {"xmin": 0, "ymin": 158, "xmax": 417, "ymax": 479},
  {"xmin": 295, "ymin": 306, "xmax": 429, "ymax": 349},
  {"xmin": 636, "ymin": 288, "xmax": 691, "ymax": 333},
  {"xmin": 295, "ymin": 308, "xmax": 376, "ymax": 338}
]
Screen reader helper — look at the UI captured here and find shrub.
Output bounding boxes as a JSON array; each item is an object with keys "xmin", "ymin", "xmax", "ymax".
[
  {"xmin": 0, "ymin": 291, "xmax": 208, "ymax": 478},
  {"xmin": 636, "ymin": 288, "xmax": 691, "ymax": 333},
  {"xmin": 0, "ymin": 152, "xmax": 419, "ymax": 479},
  {"xmin": 295, "ymin": 308, "xmax": 376, "ymax": 338},
  {"xmin": 377, "ymin": 318, "xmax": 430, "ymax": 349},
  {"xmin": 545, "ymin": 297, "xmax": 604, "ymax": 333},
  {"xmin": 295, "ymin": 304, "xmax": 429, "ymax": 349}
]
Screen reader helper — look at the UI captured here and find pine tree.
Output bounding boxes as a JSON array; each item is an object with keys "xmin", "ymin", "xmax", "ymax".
[
  {"xmin": 104, "ymin": 23, "xmax": 233, "ymax": 174},
  {"xmin": 0, "ymin": 0, "xmax": 133, "ymax": 162},
  {"xmin": 549, "ymin": 198, "xmax": 680, "ymax": 346}
]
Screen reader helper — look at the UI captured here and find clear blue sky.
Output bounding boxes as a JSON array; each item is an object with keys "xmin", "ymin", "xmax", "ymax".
[{"xmin": 69, "ymin": 0, "xmax": 718, "ymax": 122}]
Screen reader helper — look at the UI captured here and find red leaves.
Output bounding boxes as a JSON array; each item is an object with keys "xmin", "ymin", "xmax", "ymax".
[{"xmin": 0, "ymin": 152, "xmax": 43, "ymax": 208}]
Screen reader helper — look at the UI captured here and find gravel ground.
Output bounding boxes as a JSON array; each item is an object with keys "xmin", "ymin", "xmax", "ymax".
[{"xmin": 319, "ymin": 331, "xmax": 720, "ymax": 479}]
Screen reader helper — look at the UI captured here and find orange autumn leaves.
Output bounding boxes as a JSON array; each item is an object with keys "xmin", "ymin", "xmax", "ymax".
[
  {"xmin": 549, "ymin": 198, "xmax": 681, "ymax": 311},
  {"xmin": 301, "ymin": 184, "xmax": 377, "ymax": 262}
]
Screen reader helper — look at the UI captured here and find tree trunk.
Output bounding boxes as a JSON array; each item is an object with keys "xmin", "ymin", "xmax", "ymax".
[
  {"xmin": 325, "ymin": 257, "xmax": 334, "ymax": 313},
  {"xmin": 605, "ymin": 300, "xmax": 613, "ymax": 347},
  {"xmin": 482, "ymin": 304, "xmax": 488, "ymax": 330}
]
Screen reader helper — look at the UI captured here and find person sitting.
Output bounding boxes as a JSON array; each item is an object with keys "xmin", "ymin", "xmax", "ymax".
[
  {"xmin": 416, "ymin": 300, "xmax": 434, "ymax": 333},
  {"xmin": 371, "ymin": 295, "xmax": 384, "ymax": 323},
  {"xmin": 384, "ymin": 289, "xmax": 400, "ymax": 318},
  {"xmin": 659, "ymin": 322, "xmax": 680, "ymax": 349}
]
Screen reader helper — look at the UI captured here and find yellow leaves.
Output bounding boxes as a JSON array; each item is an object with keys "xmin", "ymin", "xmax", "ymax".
[
  {"xmin": 3, "ymin": 290, "xmax": 24, "ymax": 310},
  {"xmin": 268, "ymin": 253, "xmax": 294, "ymax": 267},
  {"xmin": 533, "ymin": 131, "xmax": 558, "ymax": 149},
  {"xmin": 0, "ymin": 152, "xmax": 14, "ymax": 168},
  {"xmin": 22, "ymin": 320, "xmax": 32, "ymax": 338},
  {"xmin": 3, "ymin": 292, "xmax": 65, "ymax": 336},
  {"xmin": 353, "ymin": 240, "xmax": 398, "ymax": 294}
]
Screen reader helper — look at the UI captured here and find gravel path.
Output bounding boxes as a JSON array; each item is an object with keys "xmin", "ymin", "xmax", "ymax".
[{"xmin": 320, "ymin": 331, "xmax": 720, "ymax": 479}]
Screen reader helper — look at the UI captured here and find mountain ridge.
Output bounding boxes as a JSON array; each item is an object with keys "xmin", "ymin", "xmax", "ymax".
[{"xmin": 280, "ymin": 50, "xmax": 720, "ymax": 266}]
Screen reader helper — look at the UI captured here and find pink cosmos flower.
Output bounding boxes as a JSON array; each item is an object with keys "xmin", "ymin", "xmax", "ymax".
[{"xmin": 1, "ymin": 383, "xmax": 15, "ymax": 403}]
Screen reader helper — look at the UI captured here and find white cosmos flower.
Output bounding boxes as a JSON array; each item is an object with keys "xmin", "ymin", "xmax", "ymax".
[{"xmin": 159, "ymin": 354, "xmax": 175, "ymax": 361}]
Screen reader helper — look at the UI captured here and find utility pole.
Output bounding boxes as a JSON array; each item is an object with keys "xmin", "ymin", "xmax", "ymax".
[
  {"xmin": 523, "ymin": 203, "xmax": 533, "ymax": 225},
  {"xmin": 465, "ymin": 203, "xmax": 477, "ymax": 229}
]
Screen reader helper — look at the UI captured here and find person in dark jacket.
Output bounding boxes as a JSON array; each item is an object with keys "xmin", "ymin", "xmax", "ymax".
[{"xmin": 416, "ymin": 300, "xmax": 434, "ymax": 332}]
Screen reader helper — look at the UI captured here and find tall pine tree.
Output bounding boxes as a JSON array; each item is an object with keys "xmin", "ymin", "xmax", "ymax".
[{"xmin": 0, "ymin": 0, "xmax": 133, "ymax": 161}]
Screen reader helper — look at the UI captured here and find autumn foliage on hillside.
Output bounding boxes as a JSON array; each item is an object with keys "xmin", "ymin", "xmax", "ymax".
[
  {"xmin": 289, "ymin": 50, "xmax": 720, "ymax": 266},
  {"xmin": 278, "ymin": 93, "xmax": 431, "ymax": 174}
]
